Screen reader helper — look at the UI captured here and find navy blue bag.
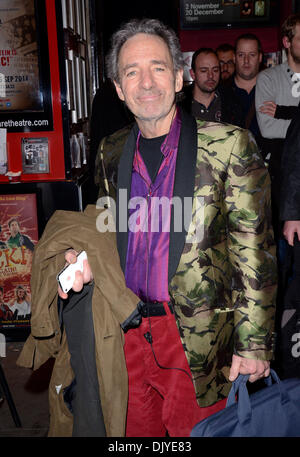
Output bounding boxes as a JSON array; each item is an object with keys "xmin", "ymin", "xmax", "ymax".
[{"xmin": 191, "ymin": 370, "xmax": 300, "ymax": 437}]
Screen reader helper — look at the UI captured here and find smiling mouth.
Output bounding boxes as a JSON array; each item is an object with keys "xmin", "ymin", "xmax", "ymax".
[{"xmin": 138, "ymin": 93, "xmax": 161, "ymax": 102}]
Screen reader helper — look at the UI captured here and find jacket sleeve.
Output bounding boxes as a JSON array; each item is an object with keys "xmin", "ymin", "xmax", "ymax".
[
  {"xmin": 225, "ymin": 129, "xmax": 277, "ymax": 360},
  {"xmin": 255, "ymin": 70, "xmax": 291, "ymax": 139},
  {"xmin": 275, "ymin": 105, "xmax": 300, "ymax": 120}
]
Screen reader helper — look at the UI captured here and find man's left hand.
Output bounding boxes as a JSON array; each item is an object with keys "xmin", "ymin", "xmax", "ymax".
[{"xmin": 229, "ymin": 354, "xmax": 270, "ymax": 383}]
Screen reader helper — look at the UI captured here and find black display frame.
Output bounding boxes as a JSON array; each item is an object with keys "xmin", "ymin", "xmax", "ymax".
[
  {"xmin": 293, "ymin": 0, "xmax": 300, "ymax": 13},
  {"xmin": 180, "ymin": 0, "xmax": 281, "ymax": 30}
]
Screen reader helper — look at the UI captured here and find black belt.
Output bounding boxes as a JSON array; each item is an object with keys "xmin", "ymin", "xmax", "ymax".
[
  {"xmin": 121, "ymin": 300, "xmax": 174, "ymax": 333},
  {"xmin": 140, "ymin": 301, "xmax": 174, "ymax": 317}
]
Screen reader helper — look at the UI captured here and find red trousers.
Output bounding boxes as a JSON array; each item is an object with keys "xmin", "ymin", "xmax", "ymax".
[{"xmin": 124, "ymin": 303, "xmax": 226, "ymax": 437}]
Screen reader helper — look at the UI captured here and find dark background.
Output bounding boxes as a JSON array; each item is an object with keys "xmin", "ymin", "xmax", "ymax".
[{"xmin": 95, "ymin": 0, "xmax": 180, "ymax": 81}]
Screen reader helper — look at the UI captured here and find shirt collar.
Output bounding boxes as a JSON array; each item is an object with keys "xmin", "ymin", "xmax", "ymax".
[
  {"xmin": 136, "ymin": 106, "xmax": 181, "ymax": 158},
  {"xmin": 232, "ymin": 77, "xmax": 256, "ymax": 96}
]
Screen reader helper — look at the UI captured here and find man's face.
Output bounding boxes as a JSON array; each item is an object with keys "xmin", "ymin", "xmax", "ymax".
[
  {"xmin": 217, "ymin": 50, "xmax": 235, "ymax": 80},
  {"xmin": 17, "ymin": 288, "xmax": 25, "ymax": 300},
  {"xmin": 190, "ymin": 52, "xmax": 220, "ymax": 93},
  {"xmin": 9, "ymin": 221, "xmax": 20, "ymax": 237},
  {"xmin": 235, "ymin": 39, "xmax": 262, "ymax": 81},
  {"xmin": 114, "ymin": 33, "xmax": 183, "ymax": 125},
  {"xmin": 284, "ymin": 24, "xmax": 300, "ymax": 65}
]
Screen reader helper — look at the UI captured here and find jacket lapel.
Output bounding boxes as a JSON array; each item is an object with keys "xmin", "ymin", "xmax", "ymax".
[
  {"xmin": 168, "ymin": 110, "xmax": 198, "ymax": 282},
  {"xmin": 116, "ymin": 123, "xmax": 139, "ymax": 273}
]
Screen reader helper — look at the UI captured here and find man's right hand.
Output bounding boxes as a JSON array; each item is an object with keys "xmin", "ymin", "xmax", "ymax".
[
  {"xmin": 58, "ymin": 249, "xmax": 94, "ymax": 299},
  {"xmin": 259, "ymin": 101, "xmax": 277, "ymax": 118},
  {"xmin": 283, "ymin": 220, "xmax": 300, "ymax": 246}
]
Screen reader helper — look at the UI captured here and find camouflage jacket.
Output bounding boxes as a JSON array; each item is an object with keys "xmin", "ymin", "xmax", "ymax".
[{"xmin": 95, "ymin": 109, "xmax": 277, "ymax": 407}]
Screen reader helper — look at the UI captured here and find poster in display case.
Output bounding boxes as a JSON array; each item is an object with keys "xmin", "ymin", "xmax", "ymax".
[
  {"xmin": 21, "ymin": 137, "xmax": 49, "ymax": 174},
  {"xmin": 0, "ymin": 0, "xmax": 53, "ymax": 132},
  {"xmin": 0, "ymin": 0, "xmax": 96, "ymax": 182},
  {"xmin": 0, "ymin": 193, "xmax": 38, "ymax": 335}
]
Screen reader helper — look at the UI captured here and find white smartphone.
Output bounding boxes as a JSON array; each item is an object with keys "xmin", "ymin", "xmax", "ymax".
[{"xmin": 56, "ymin": 250, "xmax": 88, "ymax": 294}]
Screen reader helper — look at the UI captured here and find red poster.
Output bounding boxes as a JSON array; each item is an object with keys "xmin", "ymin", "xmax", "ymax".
[{"xmin": 0, "ymin": 193, "xmax": 38, "ymax": 332}]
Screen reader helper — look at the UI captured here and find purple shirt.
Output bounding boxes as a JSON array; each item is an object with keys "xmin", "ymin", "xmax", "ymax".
[{"xmin": 125, "ymin": 109, "xmax": 181, "ymax": 302}]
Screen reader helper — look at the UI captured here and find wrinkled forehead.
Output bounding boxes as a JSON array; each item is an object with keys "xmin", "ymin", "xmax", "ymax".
[{"xmin": 118, "ymin": 33, "xmax": 173, "ymax": 69}]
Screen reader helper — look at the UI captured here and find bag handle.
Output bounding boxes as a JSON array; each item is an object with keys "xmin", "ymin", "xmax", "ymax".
[{"xmin": 226, "ymin": 369, "xmax": 290, "ymax": 426}]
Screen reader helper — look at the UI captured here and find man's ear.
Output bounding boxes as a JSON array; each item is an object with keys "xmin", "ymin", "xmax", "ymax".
[
  {"xmin": 189, "ymin": 68, "xmax": 195, "ymax": 81},
  {"xmin": 113, "ymin": 80, "xmax": 125, "ymax": 101},
  {"xmin": 282, "ymin": 36, "xmax": 291, "ymax": 51},
  {"xmin": 175, "ymin": 68, "xmax": 184, "ymax": 93}
]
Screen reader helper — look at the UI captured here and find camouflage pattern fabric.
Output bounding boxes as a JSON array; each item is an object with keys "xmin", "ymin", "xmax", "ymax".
[
  {"xmin": 169, "ymin": 120, "xmax": 277, "ymax": 406},
  {"xmin": 94, "ymin": 119, "xmax": 277, "ymax": 407}
]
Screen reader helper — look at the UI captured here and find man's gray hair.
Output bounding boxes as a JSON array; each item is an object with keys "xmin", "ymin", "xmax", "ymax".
[{"xmin": 106, "ymin": 18, "xmax": 184, "ymax": 84}]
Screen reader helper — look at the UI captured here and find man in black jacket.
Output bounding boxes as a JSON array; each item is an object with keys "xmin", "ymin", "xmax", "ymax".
[
  {"xmin": 278, "ymin": 113, "xmax": 300, "ymax": 378},
  {"xmin": 179, "ymin": 47, "xmax": 243, "ymax": 127},
  {"xmin": 280, "ymin": 113, "xmax": 300, "ymax": 246}
]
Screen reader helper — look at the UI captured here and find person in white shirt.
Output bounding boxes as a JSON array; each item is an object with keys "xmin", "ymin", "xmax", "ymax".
[
  {"xmin": 255, "ymin": 13, "xmax": 300, "ymax": 240},
  {"xmin": 10, "ymin": 285, "xmax": 31, "ymax": 318}
]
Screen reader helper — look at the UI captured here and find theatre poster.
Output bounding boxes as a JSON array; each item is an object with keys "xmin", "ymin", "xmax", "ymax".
[
  {"xmin": 0, "ymin": 0, "xmax": 42, "ymax": 112},
  {"xmin": 0, "ymin": 193, "xmax": 38, "ymax": 335}
]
